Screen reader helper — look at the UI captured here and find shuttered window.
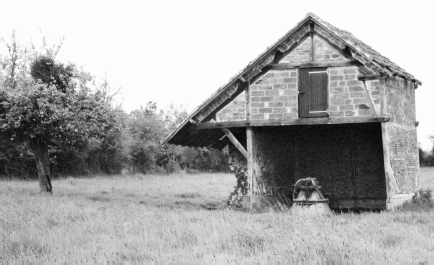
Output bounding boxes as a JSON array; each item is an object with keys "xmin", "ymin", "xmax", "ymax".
[{"xmin": 298, "ymin": 68, "xmax": 328, "ymax": 118}]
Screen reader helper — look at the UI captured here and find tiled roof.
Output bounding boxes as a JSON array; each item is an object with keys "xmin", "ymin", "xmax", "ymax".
[
  {"xmin": 163, "ymin": 13, "xmax": 421, "ymax": 147},
  {"xmin": 308, "ymin": 13, "xmax": 421, "ymax": 84}
]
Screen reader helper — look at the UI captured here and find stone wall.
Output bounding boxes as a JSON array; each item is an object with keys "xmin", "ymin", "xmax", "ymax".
[
  {"xmin": 250, "ymin": 70, "xmax": 299, "ymax": 121},
  {"xmin": 314, "ymin": 35, "xmax": 348, "ymax": 62},
  {"xmin": 328, "ymin": 66, "xmax": 380, "ymax": 117},
  {"xmin": 279, "ymin": 38, "xmax": 311, "ymax": 63},
  {"xmin": 385, "ymin": 77, "xmax": 416, "ymax": 126},
  {"xmin": 383, "ymin": 77, "xmax": 419, "ymax": 195},
  {"xmin": 387, "ymin": 124, "xmax": 419, "ymax": 193},
  {"xmin": 216, "ymin": 93, "xmax": 246, "ymax": 122}
]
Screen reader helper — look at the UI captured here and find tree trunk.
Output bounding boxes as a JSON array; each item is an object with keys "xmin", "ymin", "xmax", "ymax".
[{"xmin": 31, "ymin": 143, "xmax": 52, "ymax": 193}]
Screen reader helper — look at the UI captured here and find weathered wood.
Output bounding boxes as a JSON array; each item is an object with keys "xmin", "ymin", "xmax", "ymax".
[
  {"xmin": 358, "ymin": 74, "xmax": 389, "ymax": 81},
  {"xmin": 361, "ymin": 80, "xmax": 378, "ymax": 116},
  {"xmin": 268, "ymin": 60, "xmax": 360, "ymax": 70},
  {"xmin": 380, "ymin": 79, "xmax": 387, "ymax": 116},
  {"xmin": 222, "ymin": 128, "xmax": 247, "ymax": 158},
  {"xmin": 246, "ymin": 127, "xmax": 254, "ymax": 210},
  {"xmin": 195, "ymin": 116, "xmax": 390, "ymax": 129},
  {"xmin": 381, "ymin": 122, "xmax": 399, "ymax": 211},
  {"xmin": 246, "ymin": 83, "xmax": 251, "ymax": 122}
]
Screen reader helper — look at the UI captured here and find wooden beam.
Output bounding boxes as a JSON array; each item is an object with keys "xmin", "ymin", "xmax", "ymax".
[
  {"xmin": 195, "ymin": 116, "xmax": 390, "ymax": 129},
  {"xmin": 246, "ymin": 127, "xmax": 254, "ymax": 210},
  {"xmin": 358, "ymin": 74, "xmax": 389, "ymax": 81},
  {"xmin": 222, "ymin": 128, "xmax": 247, "ymax": 158},
  {"xmin": 268, "ymin": 60, "xmax": 360, "ymax": 70},
  {"xmin": 309, "ymin": 21, "xmax": 314, "ymax": 62}
]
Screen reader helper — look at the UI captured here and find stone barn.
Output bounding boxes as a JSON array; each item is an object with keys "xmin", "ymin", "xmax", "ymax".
[{"xmin": 163, "ymin": 13, "xmax": 422, "ymax": 210}]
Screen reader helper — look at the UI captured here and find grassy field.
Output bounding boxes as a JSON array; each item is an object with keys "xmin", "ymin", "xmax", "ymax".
[{"xmin": 1, "ymin": 168, "xmax": 434, "ymax": 263}]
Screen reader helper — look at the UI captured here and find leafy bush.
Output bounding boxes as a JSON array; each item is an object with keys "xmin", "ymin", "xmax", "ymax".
[{"xmin": 398, "ymin": 188, "xmax": 433, "ymax": 211}]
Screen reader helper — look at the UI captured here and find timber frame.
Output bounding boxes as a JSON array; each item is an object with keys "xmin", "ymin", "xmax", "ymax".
[{"xmin": 163, "ymin": 13, "xmax": 422, "ymax": 211}]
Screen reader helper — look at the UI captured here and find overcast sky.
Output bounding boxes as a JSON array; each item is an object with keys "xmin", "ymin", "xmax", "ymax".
[{"xmin": 1, "ymin": 0, "xmax": 433, "ymax": 149}]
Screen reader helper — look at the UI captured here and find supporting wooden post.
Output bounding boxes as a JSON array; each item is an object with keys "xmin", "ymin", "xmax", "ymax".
[
  {"xmin": 246, "ymin": 127, "xmax": 254, "ymax": 210},
  {"xmin": 222, "ymin": 128, "xmax": 247, "ymax": 158},
  {"xmin": 381, "ymin": 122, "xmax": 397, "ymax": 210},
  {"xmin": 245, "ymin": 79, "xmax": 254, "ymax": 210},
  {"xmin": 309, "ymin": 21, "xmax": 314, "ymax": 62}
]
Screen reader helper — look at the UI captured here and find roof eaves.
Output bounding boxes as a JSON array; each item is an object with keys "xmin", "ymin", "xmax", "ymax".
[{"xmin": 162, "ymin": 16, "xmax": 313, "ymax": 146}]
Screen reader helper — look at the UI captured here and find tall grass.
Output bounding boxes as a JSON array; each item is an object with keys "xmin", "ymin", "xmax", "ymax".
[{"xmin": 1, "ymin": 170, "xmax": 434, "ymax": 263}]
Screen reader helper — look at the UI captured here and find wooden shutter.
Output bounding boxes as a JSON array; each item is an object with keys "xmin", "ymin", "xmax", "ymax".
[{"xmin": 298, "ymin": 68, "xmax": 328, "ymax": 118}]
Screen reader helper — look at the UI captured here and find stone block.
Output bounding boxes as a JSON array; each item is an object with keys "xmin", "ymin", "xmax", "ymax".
[
  {"xmin": 330, "ymin": 111, "xmax": 344, "ymax": 117},
  {"xmin": 274, "ymin": 96, "xmax": 290, "ymax": 101},
  {"xmin": 345, "ymin": 111, "xmax": 355, "ymax": 116},
  {"xmin": 251, "ymin": 114, "xmax": 264, "ymax": 120},
  {"xmin": 331, "ymin": 92, "xmax": 350, "ymax": 100},
  {"xmin": 284, "ymin": 101, "xmax": 297, "ymax": 107},
  {"xmin": 269, "ymin": 114, "xmax": 283, "ymax": 120},
  {"xmin": 345, "ymin": 75, "xmax": 356, "ymax": 80},
  {"xmin": 344, "ymin": 99, "xmax": 352, "ymax": 104},
  {"xmin": 339, "ymin": 105, "xmax": 354, "ymax": 111},
  {"xmin": 275, "ymin": 71, "xmax": 289, "ymax": 77},
  {"xmin": 251, "ymin": 102, "xmax": 264, "ymax": 108},
  {"xmin": 272, "ymin": 107, "xmax": 287, "ymax": 113},
  {"xmin": 255, "ymin": 84, "xmax": 272, "ymax": 90},
  {"xmin": 288, "ymin": 84, "xmax": 297, "ymax": 89},
  {"xmin": 284, "ymin": 113, "xmax": 297, "ymax": 120},
  {"xmin": 350, "ymin": 92, "xmax": 365, "ymax": 98},
  {"xmin": 330, "ymin": 81, "xmax": 338, "ymax": 88},
  {"xmin": 251, "ymin": 91, "xmax": 264, "ymax": 97},
  {"xmin": 329, "ymin": 105, "xmax": 338, "ymax": 111},
  {"xmin": 273, "ymin": 84, "xmax": 287, "ymax": 90},
  {"xmin": 290, "ymin": 71, "xmax": 297, "ymax": 77},
  {"xmin": 329, "ymin": 69, "xmax": 339, "ymax": 75},
  {"xmin": 339, "ymin": 81, "xmax": 346, "ymax": 86},
  {"xmin": 260, "ymin": 97, "xmax": 274, "ymax": 102},
  {"xmin": 331, "ymin": 87, "xmax": 345, "ymax": 93},
  {"xmin": 330, "ymin": 75, "xmax": 344, "ymax": 81},
  {"xmin": 348, "ymin": 86, "xmax": 363, "ymax": 92},
  {"xmin": 283, "ymin": 78, "xmax": 297, "ymax": 83},
  {"xmin": 343, "ymin": 68, "xmax": 357, "ymax": 74},
  {"xmin": 269, "ymin": 102, "xmax": 283, "ymax": 107},
  {"xmin": 251, "ymin": 97, "xmax": 261, "ymax": 102},
  {"xmin": 353, "ymin": 98, "xmax": 369, "ymax": 104},
  {"xmin": 265, "ymin": 90, "xmax": 279, "ymax": 96},
  {"xmin": 346, "ymin": 80, "xmax": 361, "ymax": 86},
  {"xmin": 358, "ymin": 109, "xmax": 372, "ymax": 116},
  {"xmin": 259, "ymin": 108, "xmax": 272, "ymax": 113},
  {"xmin": 262, "ymin": 72, "xmax": 275, "ymax": 78}
]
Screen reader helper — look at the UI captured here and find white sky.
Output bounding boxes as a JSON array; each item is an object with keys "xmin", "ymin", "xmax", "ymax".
[{"xmin": 1, "ymin": 0, "xmax": 433, "ymax": 150}]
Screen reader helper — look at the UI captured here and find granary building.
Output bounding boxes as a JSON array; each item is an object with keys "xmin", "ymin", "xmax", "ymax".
[{"xmin": 163, "ymin": 13, "xmax": 422, "ymax": 210}]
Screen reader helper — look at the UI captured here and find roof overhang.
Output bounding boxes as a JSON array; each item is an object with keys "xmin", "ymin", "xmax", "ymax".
[{"xmin": 163, "ymin": 13, "xmax": 421, "ymax": 148}]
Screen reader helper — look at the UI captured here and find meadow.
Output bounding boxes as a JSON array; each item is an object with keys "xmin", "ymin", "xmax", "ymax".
[{"xmin": 1, "ymin": 168, "xmax": 434, "ymax": 263}]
